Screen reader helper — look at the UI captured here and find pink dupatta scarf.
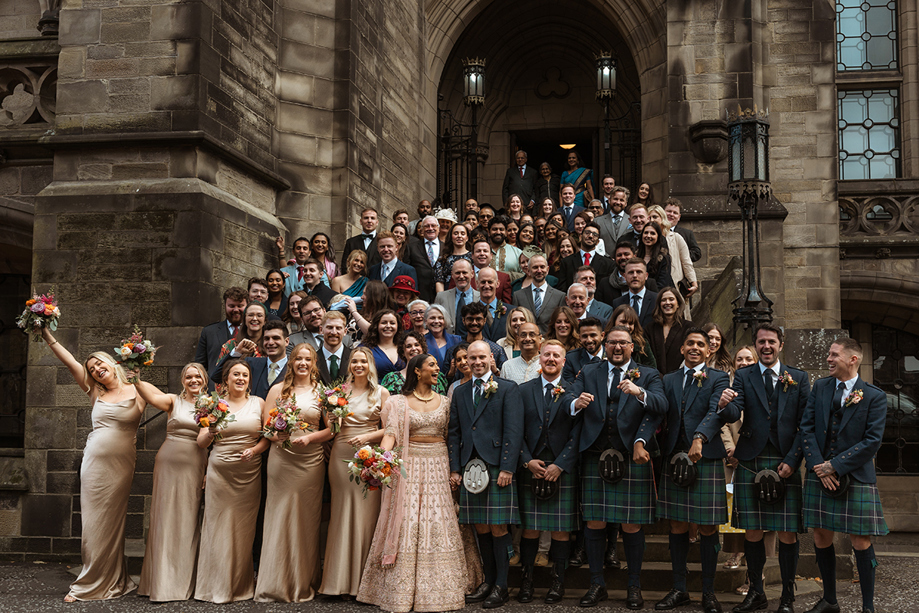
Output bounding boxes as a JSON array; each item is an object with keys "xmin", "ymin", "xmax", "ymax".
[{"xmin": 378, "ymin": 395, "xmax": 412, "ymax": 567}]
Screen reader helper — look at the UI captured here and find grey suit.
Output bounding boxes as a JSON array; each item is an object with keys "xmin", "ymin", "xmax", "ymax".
[
  {"xmin": 595, "ymin": 211, "xmax": 629, "ymax": 251},
  {"xmin": 512, "ymin": 283, "xmax": 565, "ymax": 335},
  {"xmin": 289, "ymin": 329, "xmax": 322, "ymax": 351},
  {"xmin": 587, "ymin": 299, "xmax": 614, "ymax": 326},
  {"xmin": 434, "ymin": 287, "xmax": 480, "ymax": 334}
]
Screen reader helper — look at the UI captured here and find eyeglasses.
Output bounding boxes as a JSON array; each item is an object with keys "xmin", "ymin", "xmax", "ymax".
[
  {"xmin": 605, "ymin": 339, "xmax": 633, "ymax": 347},
  {"xmin": 302, "ymin": 306, "xmax": 323, "ymax": 316},
  {"xmin": 409, "ymin": 310, "xmax": 426, "ymax": 316},
  {"xmin": 582, "ymin": 230, "xmax": 600, "ymax": 238}
]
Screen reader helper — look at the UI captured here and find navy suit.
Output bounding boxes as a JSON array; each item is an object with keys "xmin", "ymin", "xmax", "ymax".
[
  {"xmin": 482, "ymin": 301, "xmax": 510, "ymax": 343},
  {"xmin": 209, "ymin": 355, "xmax": 288, "ymax": 400},
  {"xmin": 661, "ymin": 366, "xmax": 731, "ymax": 458},
  {"xmin": 800, "ymin": 376, "xmax": 887, "ymax": 484},
  {"xmin": 448, "ymin": 376, "xmax": 524, "ymax": 474},
  {"xmin": 720, "ymin": 362, "xmax": 811, "ymax": 469},
  {"xmin": 571, "ymin": 360, "xmax": 667, "ymax": 453},
  {"xmin": 557, "ymin": 252, "xmax": 616, "ymax": 292},
  {"xmin": 559, "ymin": 205, "xmax": 585, "ymax": 232},
  {"xmin": 519, "ymin": 378, "xmax": 581, "ymax": 473},
  {"xmin": 612, "ymin": 290, "xmax": 658, "ymax": 330},
  {"xmin": 587, "ymin": 299, "xmax": 613, "ymax": 326},
  {"xmin": 407, "ymin": 238, "xmax": 445, "ymax": 303},
  {"xmin": 368, "ymin": 260, "xmax": 418, "ymax": 287},
  {"xmin": 194, "ymin": 320, "xmax": 233, "ymax": 377},
  {"xmin": 561, "ymin": 347, "xmax": 603, "ymax": 383}
]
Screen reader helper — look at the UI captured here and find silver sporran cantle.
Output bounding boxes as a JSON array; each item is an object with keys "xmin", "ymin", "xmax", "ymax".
[
  {"xmin": 669, "ymin": 451, "xmax": 697, "ymax": 488},
  {"xmin": 463, "ymin": 458, "xmax": 489, "ymax": 494},
  {"xmin": 598, "ymin": 448, "xmax": 625, "ymax": 484},
  {"xmin": 754, "ymin": 469, "xmax": 786, "ymax": 505}
]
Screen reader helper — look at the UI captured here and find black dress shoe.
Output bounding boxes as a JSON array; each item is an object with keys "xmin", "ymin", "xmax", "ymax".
[
  {"xmin": 804, "ymin": 599, "xmax": 840, "ymax": 613},
  {"xmin": 569, "ymin": 545, "xmax": 587, "ymax": 567},
  {"xmin": 544, "ymin": 579, "xmax": 565, "ymax": 604},
  {"xmin": 626, "ymin": 585, "xmax": 644, "ymax": 609},
  {"xmin": 517, "ymin": 577, "xmax": 534, "ymax": 603},
  {"xmin": 655, "ymin": 588, "xmax": 691, "ymax": 610},
  {"xmin": 776, "ymin": 597, "xmax": 795, "ymax": 613},
  {"xmin": 482, "ymin": 585, "xmax": 509, "ymax": 609},
  {"xmin": 702, "ymin": 592, "xmax": 723, "ymax": 613},
  {"xmin": 605, "ymin": 546, "xmax": 621, "ymax": 569},
  {"xmin": 732, "ymin": 591, "xmax": 767, "ymax": 612},
  {"xmin": 466, "ymin": 582, "xmax": 493, "ymax": 603},
  {"xmin": 578, "ymin": 584, "xmax": 608, "ymax": 607}
]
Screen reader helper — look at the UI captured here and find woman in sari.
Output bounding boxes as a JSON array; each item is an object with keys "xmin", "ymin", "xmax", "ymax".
[
  {"xmin": 331, "ymin": 250, "xmax": 368, "ymax": 298},
  {"xmin": 357, "ymin": 353, "xmax": 467, "ymax": 612},
  {"xmin": 560, "ymin": 150, "xmax": 594, "ymax": 207}
]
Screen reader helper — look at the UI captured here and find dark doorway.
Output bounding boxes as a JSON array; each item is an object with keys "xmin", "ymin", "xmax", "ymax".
[{"xmin": 511, "ymin": 128, "xmax": 598, "ymax": 199}]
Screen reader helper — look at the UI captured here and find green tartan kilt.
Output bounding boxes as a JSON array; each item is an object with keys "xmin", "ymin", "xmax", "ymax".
[
  {"xmin": 459, "ymin": 463, "xmax": 520, "ymax": 526},
  {"xmin": 733, "ymin": 444, "xmax": 803, "ymax": 533},
  {"xmin": 580, "ymin": 449, "xmax": 656, "ymax": 525},
  {"xmin": 517, "ymin": 449, "xmax": 580, "ymax": 532},
  {"xmin": 802, "ymin": 472, "xmax": 889, "ymax": 536},
  {"xmin": 657, "ymin": 455, "xmax": 727, "ymax": 526}
]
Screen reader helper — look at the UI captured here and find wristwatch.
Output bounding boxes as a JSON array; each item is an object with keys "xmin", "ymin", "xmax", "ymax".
[{"xmin": 693, "ymin": 432, "xmax": 707, "ymax": 443}]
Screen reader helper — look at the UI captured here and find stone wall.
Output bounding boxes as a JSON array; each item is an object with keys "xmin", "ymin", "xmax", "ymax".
[{"xmin": 0, "ymin": 0, "xmax": 41, "ymax": 40}]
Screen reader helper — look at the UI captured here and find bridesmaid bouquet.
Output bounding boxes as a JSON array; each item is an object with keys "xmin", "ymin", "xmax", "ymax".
[
  {"xmin": 17, "ymin": 288, "xmax": 60, "ymax": 341},
  {"xmin": 345, "ymin": 445, "xmax": 405, "ymax": 498},
  {"xmin": 192, "ymin": 392, "xmax": 236, "ymax": 440},
  {"xmin": 114, "ymin": 325, "xmax": 158, "ymax": 378},
  {"xmin": 318, "ymin": 383, "xmax": 353, "ymax": 434},
  {"xmin": 261, "ymin": 394, "xmax": 312, "ymax": 449}
]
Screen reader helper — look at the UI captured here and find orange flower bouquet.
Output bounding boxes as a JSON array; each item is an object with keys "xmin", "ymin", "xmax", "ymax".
[
  {"xmin": 345, "ymin": 445, "xmax": 405, "ymax": 498},
  {"xmin": 318, "ymin": 383, "xmax": 353, "ymax": 434},
  {"xmin": 192, "ymin": 391, "xmax": 236, "ymax": 440},
  {"xmin": 261, "ymin": 394, "xmax": 312, "ymax": 449},
  {"xmin": 17, "ymin": 288, "xmax": 60, "ymax": 341},
  {"xmin": 114, "ymin": 325, "xmax": 158, "ymax": 379}
]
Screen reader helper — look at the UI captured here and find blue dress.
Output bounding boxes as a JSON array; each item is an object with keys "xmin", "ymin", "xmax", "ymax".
[
  {"xmin": 364, "ymin": 345, "xmax": 403, "ymax": 380},
  {"xmin": 424, "ymin": 332, "xmax": 463, "ymax": 371},
  {"xmin": 560, "ymin": 167, "xmax": 593, "ymax": 207}
]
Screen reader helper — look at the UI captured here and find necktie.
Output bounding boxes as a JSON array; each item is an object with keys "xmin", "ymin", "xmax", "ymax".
[
  {"xmin": 382, "ymin": 263, "xmax": 390, "ymax": 280},
  {"xmin": 631, "ymin": 294, "xmax": 640, "ymax": 313},
  {"xmin": 682, "ymin": 368, "xmax": 694, "ymax": 404},
  {"xmin": 519, "ymin": 166, "xmax": 524, "ymax": 177},
  {"xmin": 544, "ymin": 382, "xmax": 555, "ymax": 408},
  {"xmin": 583, "ymin": 252, "xmax": 591, "ymax": 266},
  {"xmin": 297, "ymin": 265, "xmax": 304, "ymax": 281},
  {"xmin": 427, "ymin": 241, "xmax": 436, "ymax": 266},
  {"xmin": 613, "ymin": 214, "xmax": 621, "ymax": 225},
  {"xmin": 474, "ymin": 379, "xmax": 484, "ymax": 407},
  {"xmin": 329, "ymin": 354, "xmax": 339, "ymax": 381},
  {"xmin": 532, "ymin": 286, "xmax": 542, "ymax": 315},
  {"xmin": 268, "ymin": 362, "xmax": 280, "ymax": 384},
  {"xmin": 229, "ymin": 325, "xmax": 238, "ymax": 337},
  {"xmin": 764, "ymin": 369, "xmax": 775, "ymax": 398},
  {"xmin": 456, "ymin": 290, "xmax": 467, "ymax": 321},
  {"xmin": 609, "ymin": 367, "xmax": 622, "ymax": 404},
  {"xmin": 832, "ymin": 381, "xmax": 846, "ymax": 413}
]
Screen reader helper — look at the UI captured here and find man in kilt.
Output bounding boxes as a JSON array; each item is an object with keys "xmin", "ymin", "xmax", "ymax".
[
  {"xmin": 517, "ymin": 339, "xmax": 583, "ymax": 604},
  {"xmin": 449, "ymin": 340, "xmax": 524, "ymax": 608},
  {"xmin": 799, "ymin": 338, "xmax": 887, "ymax": 613},
  {"xmin": 570, "ymin": 325, "xmax": 667, "ymax": 609},
  {"xmin": 720, "ymin": 323, "xmax": 811, "ymax": 613},
  {"xmin": 654, "ymin": 328, "xmax": 731, "ymax": 613}
]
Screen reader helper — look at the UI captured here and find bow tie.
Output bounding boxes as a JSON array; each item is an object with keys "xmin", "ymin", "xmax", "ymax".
[{"xmin": 362, "ymin": 234, "xmax": 374, "ymax": 240}]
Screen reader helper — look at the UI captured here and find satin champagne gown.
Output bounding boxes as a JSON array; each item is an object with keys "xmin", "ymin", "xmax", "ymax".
[
  {"xmin": 320, "ymin": 388, "xmax": 382, "ymax": 596},
  {"xmin": 194, "ymin": 396, "xmax": 263, "ymax": 603},
  {"xmin": 254, "ymin": 388, "xmax": 326, "ymax": 602},
  {"xmin": 138, "ymin": 396, "xmax": 207, "ymax": 601},
  {"xmin": 68, "ymin": 395, "xmax": 142, "ymax": 601}
]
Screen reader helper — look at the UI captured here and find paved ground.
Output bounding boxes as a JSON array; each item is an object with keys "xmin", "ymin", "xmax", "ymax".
[{"xmin": 0, "ymin": 556, "xmax": 915, "ymax": 612}]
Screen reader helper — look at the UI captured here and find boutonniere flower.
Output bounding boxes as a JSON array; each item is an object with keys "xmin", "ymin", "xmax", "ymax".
[
  {"xmin": 844, "ymin": 389, "xmax": 863, "ymax": 407},
  {"xmin": 693, "ymin": 370, "xmax": 707, "ymax": 388},
  {"xmin": 495, "ymin": 302, "xmax": 507, "ymax": 318},
  {"xmin": 777, "ymin": 371, "xmax": 798, "ymax": 392},
  {"xmin": 551, "ymin": 384, "xmax": 565, "ymax": 400},
  {"xmin": 625, "ymin": 368, "xmax": 641, "ymax": 381},
  {"xmin": 483, "ymin": 379, "xmax": 499, "ymax": 398}
]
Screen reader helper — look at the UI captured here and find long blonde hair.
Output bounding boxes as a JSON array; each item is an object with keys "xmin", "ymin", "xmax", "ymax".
[
  {"xmin": 279, "ymin": 343, "xmax": 319, "ymax": 399},
  {"xmin": 83, "ymin": 351, "xmax": 129, "ymax": 393},
  {"xmin": 179, "ymin": 362, "xmax": 209, "ymax": 400},
  {"xmin": 345, "ymin": 346, "xmax": 382, "ymax": 408}
]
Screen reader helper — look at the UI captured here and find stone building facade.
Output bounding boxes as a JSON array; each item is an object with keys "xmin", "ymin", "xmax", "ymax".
[{"xmin": 0, "ymin": 0, "xmax": 916, "ymax": 562}]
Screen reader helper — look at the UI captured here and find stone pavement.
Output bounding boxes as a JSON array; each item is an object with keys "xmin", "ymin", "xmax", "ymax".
[{"xmin": 0, "ymin": 556, "xmax": 916, "ymax": 613}]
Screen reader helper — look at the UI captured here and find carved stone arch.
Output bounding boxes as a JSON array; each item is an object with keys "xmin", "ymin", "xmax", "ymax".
[{"xmin": 841, "ymin": 271, "xmax": 919, "ymax": 337}]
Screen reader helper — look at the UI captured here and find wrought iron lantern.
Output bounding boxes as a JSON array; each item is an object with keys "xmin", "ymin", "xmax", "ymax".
[
  {"xmin": 462, "ymin": 57, "xmax": 485, "ymax": 107},
  {"xmin": 595, "ymin": 52, "xmax": 616, "ymax": 101}
]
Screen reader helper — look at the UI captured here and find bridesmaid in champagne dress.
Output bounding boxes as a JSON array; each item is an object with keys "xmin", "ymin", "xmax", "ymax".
[
  {"xmin": 194, "ymin": 359, "xmax": 268, "ymax": 603},
  {"xmin": 357, "ymin": 354, "xmax": 467, "ymax": 612},
  {"xmin": 133, "ymin": 363, "xmax": 209, "ymax": 601},
  {"xmin": 320, "ymin": 347, "xmax": 389, "ymax": 597},
  {"xmin": 42, "ymin": 328, "xmax": 145, "ymax": 602},
  {"xmin": 255, "ymin": 343, "xmax": 333, "ymax": 602}
]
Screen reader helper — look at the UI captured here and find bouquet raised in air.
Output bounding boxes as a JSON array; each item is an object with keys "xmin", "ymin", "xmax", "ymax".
[
  {"xmin": 17, "ymin": 288, "xmax": 60, "ymax": 341},
  {"xmin": 345, "ymin": 445, "xmax": 405, "ymax": 498},
  {"xmin": 114, "ymin": 325, "xmax": 157, "ymax": 378},
  {"xmin": 318, "ymin": 383, "xmax": 353, "ymax": 434},
  {"xmin": 261, "ymin": 394, "xmax": 313, "ymax": 449},
  {"xmin": 192, "ymin": 391, "xmax": 236, "ymax": 440}
]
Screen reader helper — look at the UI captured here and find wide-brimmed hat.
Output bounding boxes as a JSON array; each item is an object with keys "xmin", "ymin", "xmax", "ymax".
[
  {"xmin": 435, "ymin": 208, "xmax": 458, "ymax": 223},
  {"xmin": 389, "ymin": 275, "xmax": 420, "ymax": 294}
]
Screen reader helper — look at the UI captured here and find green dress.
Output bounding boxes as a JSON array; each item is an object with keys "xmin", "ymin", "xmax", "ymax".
[{"xmin": 380, "ymin": 371, "xmax": 449, "ymax": 396}]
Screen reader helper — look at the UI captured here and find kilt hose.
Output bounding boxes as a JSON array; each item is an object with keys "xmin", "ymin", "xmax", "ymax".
[
  {"xmin": 580, "ymin": 449, "xmax": 656, "ymax": 525},
  {"xmin": 517, "ymin": 448, "xmax": 580, "ymax": 532},
  {"xmin": 459, "ymin": 462, "xmax": 520, "ymax": 526},
  {"xmin": 657, "ymin": 455, "xmax": 728, "ymax": 526},
  {"xmin": 802, "ymin": 472, "xmax": 889, "ymax": 536},
  {"xmin": 733, "ymin": 443, "xmax": 803, "ymax": 533}
]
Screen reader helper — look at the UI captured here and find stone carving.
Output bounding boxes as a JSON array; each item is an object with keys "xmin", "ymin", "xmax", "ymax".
[
  {"xmin": 536, "ymin": 67, "xmax": 570, "ymax": 99},
  {"xmin": 838, "ymin": 192, "xmax": 919, "ymax": 237},
  {"xmin": 37, "ymin": 0, "xmax": 61, "ymax": 36},
  {"xmin": 687, "ymin": 120, "xmax": 728, "ymax": 164},
  {"xmin": 0, "ymin": 64, "xmax": 57, "ymax": 128}
]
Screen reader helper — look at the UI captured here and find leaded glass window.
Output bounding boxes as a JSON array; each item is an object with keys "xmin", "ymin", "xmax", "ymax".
[
  {"xmin": 838, "ymin": 89, "xmax": 901, "ymax": 180},
  {"xmin": 836, "ymin": 0, "xmax": 898, "ymax": 71}
]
